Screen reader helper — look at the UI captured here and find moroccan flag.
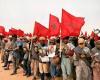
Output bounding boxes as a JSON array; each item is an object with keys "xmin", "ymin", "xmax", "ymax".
[
  {"xmin": 72, "ymin": 17, "xmax": 85, "ymax": 36},
  {"xmin": 0, "ymin": 26, "xmax": 5, "ymax": 35},
  {"xmin": 33, "ymin": 22, "xmax": 39, "ymax": 36},
  {"xmin": 17, "ymin": 29, "xmax": 24, "ymax": 37},
  {"xmin": 4, "ymin": 31, "xmax": 9, "ymax": 36},
  {"xmin": 49, "ymin": 14, "xmax": 60, "ymax": 37},
  {"xmin": 9, "ymin": 28, "xmax": 18, "ymax": 35},
  {"xmin": 33, "ymin": 21, "xmax": 48, "ymax": 37},
  {"xmin": 61, "ymin": 9, "xmax": 71, "ymax": 37},
  {"xmin": 61, "ymin": 9, "xmax": 85, "ymax": 38}
]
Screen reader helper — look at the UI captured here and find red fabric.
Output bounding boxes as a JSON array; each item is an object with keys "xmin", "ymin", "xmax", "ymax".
[
  {"xmin": 33, "ymin": 21, "xmax": 48, "ymax": 37},
  {"xmin": 72, "ymin": 17, "xmax": 85, "ymax": 36},
  {"xmin": 24, "ymin": 33, "xmax": 32, "ymax": 37},
  {"xmin": 25, "ymin": 33, "xmax": 31, "ymax": 37},
  {"xmin": 33, "ymin": 22, "xmax": 39, "ymax": 36},
  {"xmin": 67, "ymin": 49, "xmax": 74, "ymax": 57},
  {"xmin": 17, "ymin": 29, "xmax": 24, "ymax": 37},
  {"xmin": 29, "ymin": 33, "xmax": 32, "ymax": 37},
  {"xmin": 90, "ymin": 31, "xmax": 99, "ymax": 41},
  {"xmin": 49, "ymin": 14, "xmax": 60, "ymax": 37},
  {"xmin": 9, "ymin": 28, "xmax": 18, "ymax": 35},
  {"xmin": 4, "ymin": 31, "xmax": 9, "ymax": 36},
  {"xmin": 61, "ymin": 9, "xmax": 71, "ymax": 37},
  {"xmin": 24, "ymin": 33, "xmax": 28, "ymax": 36},
  {"xmin": 91, "ymin": 31, "xmax": 95, "ymax": 38},
  {"xmin": 94, "ymin": 34, "xmax": 99, "ymax": 41},
  {"xmin": 0, "ymin": 26, "xmax": 5, "ymax": 35},
  {"xmin": 61, "ymin": 9, "xmax": 85, "ymax": 38}
]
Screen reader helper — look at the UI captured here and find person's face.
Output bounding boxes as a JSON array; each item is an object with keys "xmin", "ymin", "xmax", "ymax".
[
  {"xmin": 50, "ymin": 40, "xmax": 55, "ymax": 45},
  {"xmin": 40, "ymin": 40, "xmax": 45, "ymax": 45},
  {"xmin": 34, "ymin": 47, "xmax": 38, "ymax": 52},
  {"xmin": 78, "ymin": 42, "xmax": 85, "ymax": 48},
  {"xmin": 32, "ymin": 39, "xmax": 37, "ymax": 43},
  {"xmin": 63, "ymin": 39, "xmax": 68, "ymax": 44},
  {"xmin": 96, "ymin": 44, "xmax": 100, "ymax": 49}
]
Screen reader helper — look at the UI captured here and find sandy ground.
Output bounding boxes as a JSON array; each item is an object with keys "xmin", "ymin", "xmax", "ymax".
[
  {"xmin": 0, "ymin": 54, "xmax": 33, "ymax": 80},
  {"xmin": 0, "ymin": 54, "xmax": 62, "ymax": 80}
]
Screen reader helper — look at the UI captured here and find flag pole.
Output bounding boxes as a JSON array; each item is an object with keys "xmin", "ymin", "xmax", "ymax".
[
  {"xmin": 47, "ymin": 36, "xmax": 49, "ymax": 56},
  {"xmin": 47, "ymin": 36, "xmax": 49, "ymax": 46},
  {"xmin": 28, "ymin": 34, "xmax": 34, "ymax": 61}
]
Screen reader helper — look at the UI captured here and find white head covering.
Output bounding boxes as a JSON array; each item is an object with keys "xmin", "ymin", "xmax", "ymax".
[{"xmin": 39, "ymin": 37, "xmax": 45, "ymax": 40}]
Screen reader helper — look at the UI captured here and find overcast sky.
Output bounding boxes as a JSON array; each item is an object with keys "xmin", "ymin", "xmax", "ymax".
[{"xmin": 0, "ymin": 0, "xmax": 100, "ymax": 34}]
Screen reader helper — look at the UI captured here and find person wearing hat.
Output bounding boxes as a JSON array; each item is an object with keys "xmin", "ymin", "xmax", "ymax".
[
  {"xmin": 3, "ymin": 37, "xmax": 13, "ymax": 70},
  {"xmin": 19, "ymin": 37, "xmax": 32, "ymax": 77},
  {"xmin": 48, "ymin": 37, "xmax": 56, "ymax": 58},
  {"xmin": 31, "ymin": 35, "xmax": 37, "ymax": 43},
  {"xmin": 31, "ymin": 45, "xmax": 39, "ymax": 80},
  {"xmin": 38, "ymin": 37, "xmax": 49, "ymax": 80},
  {"xmin": 91, "ymin": 40, "xmax": 100, "ymax": 80},
  {"xmin": 0, "ymin": 36, "xmax": 5, "ymax": 63},
  {"xmin": 2, "ymin": 38, "xmax": 8, "ymax": 67},
  {"xmin": 61, "ymin": 36, "xmax": 75, "ymax": 80},
  {"xmin": 31, "ymin": 36, "xmax": 40, "ymax": 80},
  {"xmin": 22, "ymin": 46, "xmax": 31, "ymax": 77},
  {"xmin": 48, "ymin": 37, "xmax": 60, "ymax": 80},
  {"xmin": 49, "ymin": 37, "xmax": 62, "ymax": 80},
  {"xmin": 74, "ymin": 38, "xmax": 92, "ymax": 80},
  {"xmin": 11, "ymin": 35, "xmax": 24, "ymax": 75}
]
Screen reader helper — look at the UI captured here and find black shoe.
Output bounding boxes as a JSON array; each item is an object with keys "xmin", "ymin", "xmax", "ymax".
[{"xmin": 11, "ymin": 72, "xmax": 17, "ymax": 75}]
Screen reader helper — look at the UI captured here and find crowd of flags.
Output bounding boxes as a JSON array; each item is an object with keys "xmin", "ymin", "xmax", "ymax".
[
  {"xmin": 33, "ymin": 9, "xmax": 85, "ymax": 38},
  {"xmin": 1, "ymin": 9, "xmax": 99, "ymax": 39},
  {"xmin": 0, "ymin": 26, "xmax": 32, "ymax": 37}
]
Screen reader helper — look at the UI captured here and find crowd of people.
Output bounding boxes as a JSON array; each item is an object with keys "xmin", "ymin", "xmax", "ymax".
[{"xmin": 0, "ymin": 34, "xmax": 100, "ymax": 80}]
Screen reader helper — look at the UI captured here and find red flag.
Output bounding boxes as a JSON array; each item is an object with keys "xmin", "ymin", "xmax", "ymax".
[
  {"xmin": 49, "ymin": 14, "xmax": 60, "ymax": 37},
  {"xmin": 61, "ymin": 9, "xmax": 71, "ymax": 37},
  {"xmin": 61, "ymin": 9, "xmax": 85, "ymax": 38},
  {"xmin": 33, "ymin": 22, "xmax": 39, "ymax": 36},
  {"xmin": 4, "ymin": 31, "xmax": 9, "ymax": 36},
  {"xmin": 17, "ymin": 29, "xmax": 24, "ymax": 37},
  {"xmin": 33, "ymin": 21, "xmax": 48, "ymax": 37},
  {"xmin": 9, "ymin": 28, "xmax": 18, "ymax": 35},
  {"xmin": 0, "ymin": 26, "xmax": 5, "ymax": 35},
  {"xmin": 72, "ymin": 17, "xmax": 85, "ymax": 36}
]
